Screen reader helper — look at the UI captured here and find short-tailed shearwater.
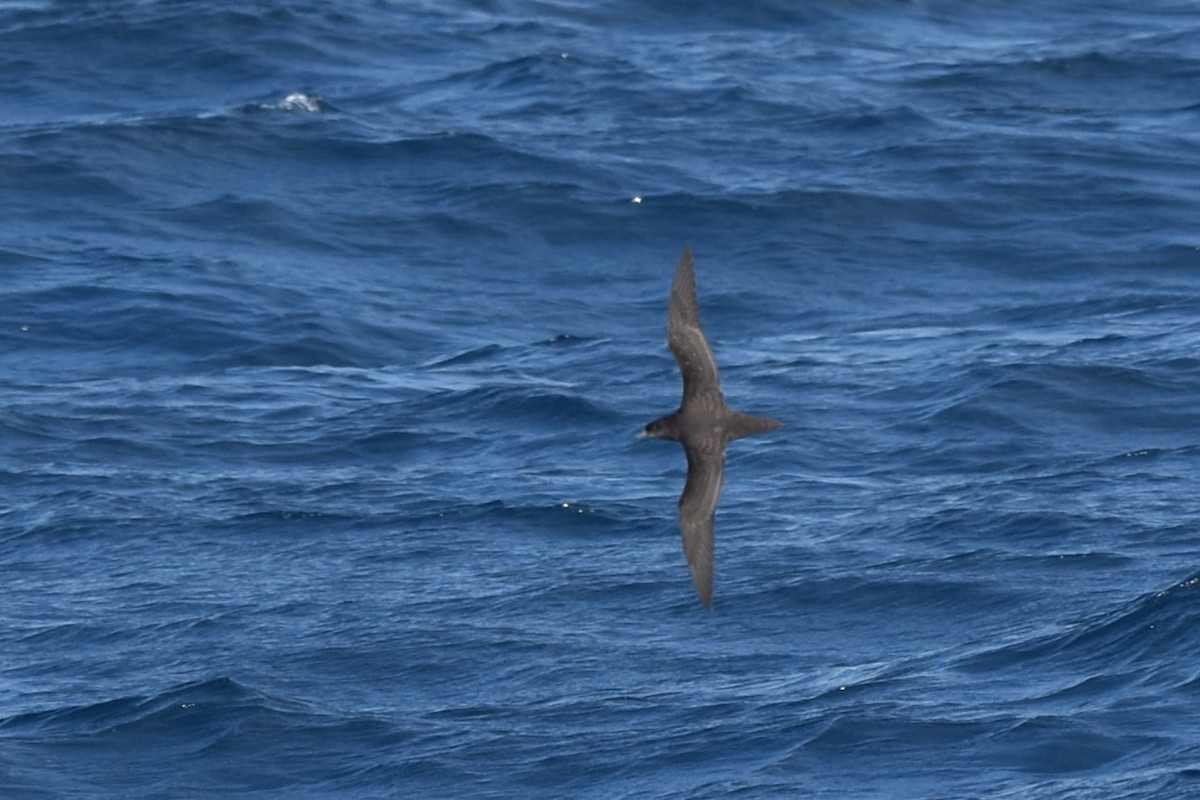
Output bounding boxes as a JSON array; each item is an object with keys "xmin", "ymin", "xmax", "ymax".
[{"xmin": 639, "ymin": 248, "xmax": 781, "ymax": 610}]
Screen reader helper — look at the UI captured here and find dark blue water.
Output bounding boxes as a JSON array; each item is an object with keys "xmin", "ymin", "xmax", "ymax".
[{"xmin": 4, "ymin": 1, "xmax": 1200, "ymax": 797}]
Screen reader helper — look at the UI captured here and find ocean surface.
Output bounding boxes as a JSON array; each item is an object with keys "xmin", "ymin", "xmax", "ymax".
[{"xmin": 3, "ymin": 1, "xmax": 1200, "ymax": 797}]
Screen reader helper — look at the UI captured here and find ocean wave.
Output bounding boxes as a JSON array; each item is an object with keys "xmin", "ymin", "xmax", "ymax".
[
  {"xmin": 0, "ymin": 676, "xmax": 400, "ymax": 795},
  {"xmin": 956, "ymin": 571, "xmax": 1200, "ymax": 680},
  {"xmin": 5, "ymin": 0, "xmax": 1200, "ymax": 796},
  {"xmin": 411, "ymin": 384, "xmax": 620, "ymax": 428},
  {"xmin": 0, "ymin": 677, "xmax": 264, "ymax": 739}
]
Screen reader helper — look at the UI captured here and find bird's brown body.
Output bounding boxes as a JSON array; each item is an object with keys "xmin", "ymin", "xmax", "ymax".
[{"xmin": 640, "ymin": 249, "xmax": 781, "ymax": 609}]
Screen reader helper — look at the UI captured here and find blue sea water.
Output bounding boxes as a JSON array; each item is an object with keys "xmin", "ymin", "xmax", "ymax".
[{"xmin": 3, "ymin": 0, "xmax": 1200, "ymax": 796}]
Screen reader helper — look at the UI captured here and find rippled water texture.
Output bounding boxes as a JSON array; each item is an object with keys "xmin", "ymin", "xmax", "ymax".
[{"xmin": 3, "ymin": 1, "xmax": 1200, "ymax": 797}]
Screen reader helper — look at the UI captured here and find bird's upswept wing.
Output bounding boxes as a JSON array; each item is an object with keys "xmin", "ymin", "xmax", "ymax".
[{"xmin": 668, "ymin": 249, "xmax": 723, "ymax": 406}]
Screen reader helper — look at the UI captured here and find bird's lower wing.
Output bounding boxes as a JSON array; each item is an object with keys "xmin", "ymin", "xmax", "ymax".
[{"xmin": 679, "ymin": 447, "xmax": 726, "ymax": 609}]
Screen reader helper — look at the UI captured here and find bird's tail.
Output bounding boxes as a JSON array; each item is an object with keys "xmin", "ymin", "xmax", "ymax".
[{"xmin": 725, "ymin": 411, "xmax": 782, "ymax": 441}]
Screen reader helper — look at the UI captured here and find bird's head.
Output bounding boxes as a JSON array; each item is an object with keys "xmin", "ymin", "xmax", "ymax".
[{"xmin": 638, "ymin": 416, "xmax": 675, "ymax": 440}]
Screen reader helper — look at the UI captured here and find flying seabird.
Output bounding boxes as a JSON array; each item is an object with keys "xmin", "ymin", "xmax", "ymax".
[{"xmin": 639, "ymin": 248, "xmax": 781, "ymax": 610}]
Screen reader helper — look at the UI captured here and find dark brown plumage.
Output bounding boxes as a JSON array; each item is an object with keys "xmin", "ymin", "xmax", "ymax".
[{"xmin": 639, "ymin": 248, "xmax": 781, "ymax": 609}]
